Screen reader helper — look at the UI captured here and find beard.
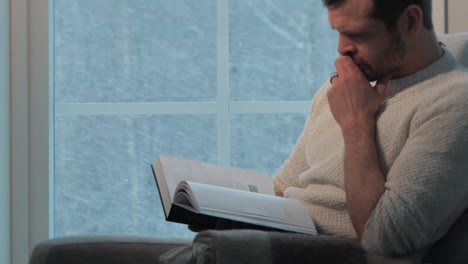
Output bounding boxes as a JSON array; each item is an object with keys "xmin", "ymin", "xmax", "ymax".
[{"xmin": 353, "ymin": 33, "xmax": 406, "ymax": 81}]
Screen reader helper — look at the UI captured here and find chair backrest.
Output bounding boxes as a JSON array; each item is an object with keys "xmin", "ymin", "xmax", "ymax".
[
  {"xmin": 424, "ymin": 209, "xmax": 468, "ymax": 263},
  {"xmin": 424, "ymin": 32, "xmax": 468, "ymax": 264},
  {"xmin": 438, "ymin": 32, "xmax": 468, "ymax": 67}
]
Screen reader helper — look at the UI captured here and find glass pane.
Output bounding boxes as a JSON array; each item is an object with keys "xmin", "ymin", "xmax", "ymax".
[
  {"xmin": 230, "ymin": 113, "xmax": 307, "ymax": 177},
  {"xmin": 54, "ymin": 0, "xmax": 216, "ymax": 103},
  {"xmin": 230, "ymin": 0, "xmax": 337, "ymax": 101},
  {"xmin": 54, "ymin": 114, "xmax": 216, "ymax": 237}
]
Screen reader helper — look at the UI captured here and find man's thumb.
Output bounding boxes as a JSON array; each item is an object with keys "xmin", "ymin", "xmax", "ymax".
[{"xmin": 375, "ymin": 74, "xmax": 392, "ymax": 96}]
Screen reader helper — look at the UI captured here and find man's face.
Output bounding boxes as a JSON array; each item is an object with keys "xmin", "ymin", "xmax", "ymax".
[{"xmin": 328, "ymin": 0, "xmax": 406, "ymax": 81}]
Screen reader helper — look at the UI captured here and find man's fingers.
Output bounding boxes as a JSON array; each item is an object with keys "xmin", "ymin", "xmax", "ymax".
[
  {"xmin": 334, "ymin": 56, "xmax": 360, "ymax": 75},
  {"xmin": 375, "ymin": 73, "xmax": 392, "ymax": 97},
  {"xmin": 188, "ymin": 222, "xmax": 215, "ymax": 232},
  {"xmin": 214, "ymin": 219, "xmax": 232, "ymax": 229},
  {"xmin": 334, "ymin": 57, "xmax": 348, "ymax": 75},
  {"xmin": 188, "ymin": 219, "xmax": 249, "ymax": 232},
  {"xmin": 275, "ymin": 191, "xmax": 284, "ymax": 197},
  {"xmin": 341, "ymin": 56, "xmax": 361, "ymax": 73},
  {"xmin": 188, "ymin": 225, "xmax": 205, "ymax": 232}
]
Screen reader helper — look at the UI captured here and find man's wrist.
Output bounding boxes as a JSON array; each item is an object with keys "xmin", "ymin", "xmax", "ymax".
[{"xmin": 341, "ymin": 119, "xmax": 376, "ymax": 143}]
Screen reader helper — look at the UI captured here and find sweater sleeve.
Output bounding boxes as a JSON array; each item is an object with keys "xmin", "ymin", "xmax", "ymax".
[
  {"xmin": 272, "ymin": 120, "xmax": 311, "ymax": 193},
  {"xmin": 361, "ymin": 84, "xmax": 468, "ymax": 256},
  {"xmin": 272, "ymin": 81, "xmax": 330, "ymax": 193}
]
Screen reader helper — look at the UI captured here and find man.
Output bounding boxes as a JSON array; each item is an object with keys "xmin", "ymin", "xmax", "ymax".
[{"xmin": 273, "ymin": 0, "xmax": 468, "ymax": 259}]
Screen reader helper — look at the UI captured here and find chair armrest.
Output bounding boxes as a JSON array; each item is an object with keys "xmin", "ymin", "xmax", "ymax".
[{"xmin": 29, "ymin": 235, "xmax": 192, "ymax": 264}]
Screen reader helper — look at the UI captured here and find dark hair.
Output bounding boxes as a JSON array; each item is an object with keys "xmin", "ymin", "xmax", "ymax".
[{"xmin": 322, "ymin": 0, "xmax": 433, "ymax": 31}]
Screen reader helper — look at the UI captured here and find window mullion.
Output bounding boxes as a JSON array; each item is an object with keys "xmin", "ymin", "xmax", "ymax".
[
  {"xmin": 1, "ymin": 0, "xmax": 10, "ymax": 263},
  {"xmin": 11, "ymin": 0, "xmax": 31, "ymax": 263},
  {"xmin": 50, "ymin": 0, "xmax": 56, "ymax": 239},
  {"xmin": 28, "ymin": 0, "xmax": 50, "ymax": 254},
  {"xmin": 216, "ymin": 0, "xmax": 230, "ymax": 166},
  {"xmin": 54, "ymin": 102, "xmax": 218, "ymax": 115}
]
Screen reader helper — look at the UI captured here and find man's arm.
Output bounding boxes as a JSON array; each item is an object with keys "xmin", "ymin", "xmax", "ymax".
[
  {"xmin": 328, "ymin": 56, "xmax": 468, "ymax": 255},
  {"xmin": 272, "ymin": 80, "xmax": 332, "ymax": 195},
  {"xmin": 341, "ymin": 119, "xmax": 385, "ymax": 239},
  {"xmin": 359, "ymin": 86, "xmax": 468, "ymax": 255},
  {"xmin": 327, "ymin": 56, "xmax": 391, "ymax": 239}
]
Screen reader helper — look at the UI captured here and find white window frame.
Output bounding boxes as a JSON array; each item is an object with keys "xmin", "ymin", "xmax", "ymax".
[
  {"xmin": 433, "ymin": 0, "xmax": 448, "ymax": 34},
  {"xmin": 10, "ymin": 0, "xmax": 51, "ymax": 264},
  {"xmin": 1, "ymin": 1, "xmax": 11, "ymax": 264},
  {"xmin": 6, "ymin": 1, "xmax": 450, "ymax": 264}
]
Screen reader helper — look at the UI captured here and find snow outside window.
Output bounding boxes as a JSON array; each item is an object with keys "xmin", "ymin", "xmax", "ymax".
[{"xmin": 52, "ymin": 0, "xmax": 337, "ymax": 238}]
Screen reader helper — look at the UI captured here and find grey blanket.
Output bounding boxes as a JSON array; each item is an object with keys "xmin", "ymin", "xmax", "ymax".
[{"xmin": 159, "ymin": 229, "xmax": 392, "ymax": 264}]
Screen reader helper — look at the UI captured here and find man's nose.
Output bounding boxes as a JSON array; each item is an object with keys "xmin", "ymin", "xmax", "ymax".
[{"xmin": 337, "ymin": 35, "xmax": 357, "ymax": 56}]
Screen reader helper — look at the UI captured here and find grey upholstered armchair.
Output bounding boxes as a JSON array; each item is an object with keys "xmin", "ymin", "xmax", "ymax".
[{"xmin": 30, "ymin": 32, "xmax": 468, "ymax": 264}]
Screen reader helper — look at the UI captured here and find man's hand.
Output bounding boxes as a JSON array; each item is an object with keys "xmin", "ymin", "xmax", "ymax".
[
  {"xmin": 188, "ymin": 219, "xmax": 257, "ymax": 232},
  {"xmin": 327, "ymin": 56, "xmax": 391, "ymax": 135},
  {"xmin": 327, "ymin": 56, "xmax": 392, "ymax": 239}
]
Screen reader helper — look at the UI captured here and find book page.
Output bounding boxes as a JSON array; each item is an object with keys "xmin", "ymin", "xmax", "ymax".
[
  {"xmin": 158, "ymin": 155, "xmax": 274, "ymax": 201},
  {"xmin": 183, "ymin": 181, "xmax": 315, "ymax": 233},
  {"xmin": 151, "ymin": 160, "xmax": 172, "ymax": 217}
]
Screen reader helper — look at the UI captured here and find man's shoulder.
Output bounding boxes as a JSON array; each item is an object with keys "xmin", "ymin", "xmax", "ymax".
[
  {"xmin": 446, "ymin": 64, "xmax": 468, "ymax": 83},
  {"xmin": 421, "ymin": 66, "xmax": 468, "ymax": 104},
  {"xmin": 412, "ymin": 67, "xmax": 468, "ymax": 125}
]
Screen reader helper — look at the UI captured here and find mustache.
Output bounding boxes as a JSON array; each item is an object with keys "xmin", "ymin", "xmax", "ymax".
[
  {"xmin": 349, "ymin": 56, "xmax": 367, "ymax": 67},
  {"xmin": 343, "ymin": 54, "xmax": 369, "ymax": 69}
]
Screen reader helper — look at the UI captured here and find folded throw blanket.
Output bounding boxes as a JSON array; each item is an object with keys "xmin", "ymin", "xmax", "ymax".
[{"xmin": 160, "ymin": 229, "xmax": 382, "ymax": 264}]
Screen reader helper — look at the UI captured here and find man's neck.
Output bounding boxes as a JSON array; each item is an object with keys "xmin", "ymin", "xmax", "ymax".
[{"xmin": 396, "ymin": 31, "xmax": 444, "ymax": 79}]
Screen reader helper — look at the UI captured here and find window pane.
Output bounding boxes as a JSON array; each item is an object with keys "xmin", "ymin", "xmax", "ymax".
[
  {"xmin": 229, "ymin": 0, "xmax": 337, "ymax": 101},
  {"xmin": 54, "ymin": 114, "xmax": 216, "ymax": 237},
  {"xmin": 230, "ymin": 113, "xmax": 307, "ymax": 176},
  {"xmin": 52, "ymin": 0, "xmax": 337, "ymax": 239},
  {"xmin": 54, "ymin": 0, "xmax": 216, "ymax": 103}
]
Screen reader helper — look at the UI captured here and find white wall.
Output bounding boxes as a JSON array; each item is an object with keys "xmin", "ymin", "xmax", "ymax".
[
  {"xmin": 0, "ymin": 0, "xmax": 11, "ymax": 263},
  {"xmin": 433, "ymin": 0, "xmax": 447, "ymax": 34},
  {"xmin": 448, "ymin": 0, "xmax": 468, "ymax": 33}
]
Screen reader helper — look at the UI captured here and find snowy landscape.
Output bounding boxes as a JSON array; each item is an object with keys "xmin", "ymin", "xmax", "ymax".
[{"xmin": 53, "ymin": 0, "xmax": 337, "ymax": 238}]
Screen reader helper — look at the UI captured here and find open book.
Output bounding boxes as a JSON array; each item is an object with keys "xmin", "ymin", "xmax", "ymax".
[{"xmin": 151, "ymin": 155, "xmax": 317, "ymax": 235}]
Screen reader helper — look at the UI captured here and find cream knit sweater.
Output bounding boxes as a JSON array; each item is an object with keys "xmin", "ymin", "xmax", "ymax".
[{"xmin": 273, "ymin": 50, "xmax": 468, "ymax": 256}]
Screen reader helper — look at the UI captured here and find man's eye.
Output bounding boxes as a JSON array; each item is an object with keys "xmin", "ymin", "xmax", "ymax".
[{"xmin": 349, "ymin": 34, "xmax": 372, "ymax": 42}]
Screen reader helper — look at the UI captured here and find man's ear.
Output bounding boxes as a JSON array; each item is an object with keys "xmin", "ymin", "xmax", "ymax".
[{"xmin": 398, "ymin": 4, "xmax": 424, "ymax": 37}]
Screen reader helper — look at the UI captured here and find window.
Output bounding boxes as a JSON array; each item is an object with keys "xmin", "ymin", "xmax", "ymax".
[
  {"xmin": 12, "ymin": 0, "xmax": 336, "ymax": 242},
  {"xmin": 52, "ymin": 0, "xmax": 337, "ymax": 239}
]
